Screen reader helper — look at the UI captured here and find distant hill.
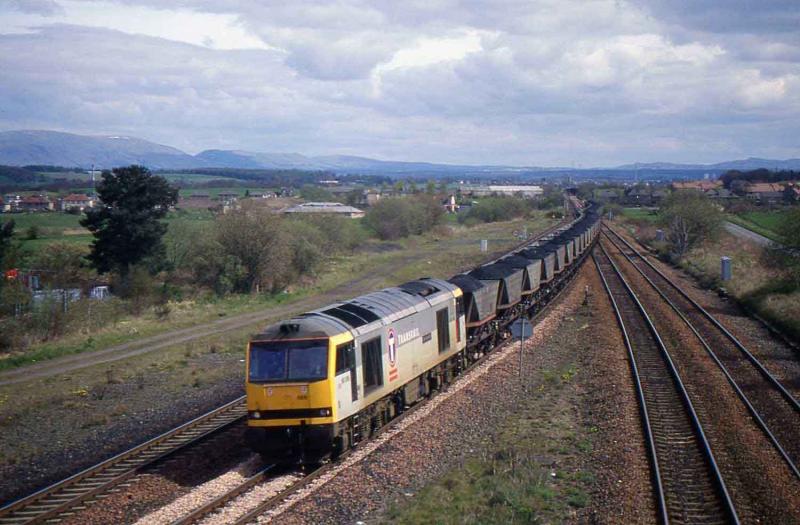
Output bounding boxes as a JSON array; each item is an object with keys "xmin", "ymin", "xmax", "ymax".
[
  {"xmin": 1, "ymin": 129, "xmax": 798, "ymax": 177},
  {"xmin": 0, "ymin": 130, "xmax": 206, "ymax": 170},
  {"xmin": 616, "ymin": 158, "xmax": 800, "ymax": 171}
]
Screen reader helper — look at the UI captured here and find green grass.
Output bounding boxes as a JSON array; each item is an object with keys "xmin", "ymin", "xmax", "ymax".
[
  {"xmin": 383, "ymin": 361, "xmax": 593, "ymax": 524},
  {"xmin": 728, "ymin": 210, "xmax": 789, "ymax": 243},
  {"xmin": 0, "ymin": 291, "xmax": 302, "ymax": 371},
  {"xmin": 160, "ymin": 173, "xmax": 251, "ymax": 185},
  {"xmin": 1, "ymin": 210, "xmax": 214, "ymax": 252},
  {"xmin": 1, "ymin": 213, "xmax": 84, "ymax": 231},
  {"xmin": 621, "ymin": 207, "xmax": 659, "ymax": 223},
  {"xmin": 176, "ymin": 186, "xmax": 266, "ymax": 197}
]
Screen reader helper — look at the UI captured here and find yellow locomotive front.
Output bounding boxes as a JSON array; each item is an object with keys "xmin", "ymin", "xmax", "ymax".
[{"xmin": 245, "ymin": 322, "xmax": 350, "ymax": 464}]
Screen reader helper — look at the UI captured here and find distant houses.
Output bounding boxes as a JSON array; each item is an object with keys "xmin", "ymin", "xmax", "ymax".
[
  {"xmin": 60, "ymin": 193, "xmax": 94, "ymax": 212},
  {"xmin": 460, "ymin": 184, "xmax": 544, "ymax": 198},
  {"xmin": 671, "ymin": 180, "xmax": 722, "ymax": 192},
  {"xmin": 18, "ymin": 195, "xmax": 54, "ymax": 212},
  {"xmin": 0, "ymin": 193, "xmax": 96, "ymax": 213},
  {"xmin": 741, "ymin": 182, "xmax": 785, "ymax": 203}
]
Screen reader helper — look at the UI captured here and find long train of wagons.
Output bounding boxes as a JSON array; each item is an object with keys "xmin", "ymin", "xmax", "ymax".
[{"xmin": 245, "ymin": 202, "xmax": 601, "ymax": 463}]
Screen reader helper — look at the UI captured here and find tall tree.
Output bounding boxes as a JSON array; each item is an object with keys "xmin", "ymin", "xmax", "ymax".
[
  {"xmin": 0, "ymin": 220, "xmax": 15, "ymax": 272},
  {"xmin": 81, "ymin": 165, "xmax": 178, "ymax": 276}
]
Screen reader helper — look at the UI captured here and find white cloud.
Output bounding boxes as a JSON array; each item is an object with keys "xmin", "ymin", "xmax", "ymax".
[
  {"xmin": 0, "ymin": 0, "xmax": 798, "ymax": 165},
  {"xmin": 0, "ymin": 0, "xmax": 269, "ymax": 50},
  {"xmin": 371, "ymin": 29, "xmax": 489, "ymax": 95}
]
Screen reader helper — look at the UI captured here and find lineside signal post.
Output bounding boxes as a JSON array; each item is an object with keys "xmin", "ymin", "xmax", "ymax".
[{"xmin": 511, "ymin": 316, "xmax": 534, "ymax": 391}]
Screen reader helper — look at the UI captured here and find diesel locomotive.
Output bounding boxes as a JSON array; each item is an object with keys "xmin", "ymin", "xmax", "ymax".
[{"xmin": 245, "ymin": 203, "xmax": 601, "ymax": 463}]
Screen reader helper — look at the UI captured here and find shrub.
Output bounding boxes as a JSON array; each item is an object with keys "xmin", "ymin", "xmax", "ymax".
[
  {"xmin": 659, "ymin": 192, "xmax": 723, "ymax": 260},
  {"xmin": 458, "ymin": 196, "xmax": 532, "ymax": 224},
  {"xmin": 365, "ymin": 195, "xmax": 444, "ymax": 240}
]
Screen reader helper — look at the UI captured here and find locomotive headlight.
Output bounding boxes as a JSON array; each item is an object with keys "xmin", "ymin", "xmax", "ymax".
[
  {"xmin": 318, "ymin": 408, "xmax": 331, "ymax": 417},
  {"xmin": 251, "ymin": 411, "xmax": 261, "ymax": 419}
]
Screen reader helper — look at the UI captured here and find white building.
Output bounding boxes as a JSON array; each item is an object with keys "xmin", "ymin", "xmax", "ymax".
[
  {"xmin": 283, "ymin": 202, "xmax": 365, "ymax": 218},
  {"xmin": 460, "ymin": 184, "xmax": 544, "ymax": 198}
]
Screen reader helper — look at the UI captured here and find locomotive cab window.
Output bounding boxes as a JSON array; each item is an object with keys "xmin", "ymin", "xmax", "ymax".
[
  {"xmin": 335, "ymin": 342, "xmax": 355, "ymax": 375},
  {"xmin": 436, "ymin": 308, "xmax": 450, "ymax": 353},
  {"xmin": 361, "ymin": 337, "xmax": 383, "ymax": 393},
  {"xmin": 249, "ymin": 339, "xmax": 328, "ymax": 383}
]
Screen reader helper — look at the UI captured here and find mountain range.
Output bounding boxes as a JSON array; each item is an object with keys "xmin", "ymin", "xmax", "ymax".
[{"xmin": 1, "ymin": 130, "xmax": 799, "ymax": 174}]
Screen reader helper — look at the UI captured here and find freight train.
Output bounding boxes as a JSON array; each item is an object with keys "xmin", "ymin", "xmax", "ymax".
[{"xmin": 245, "ymin": 203, "xmax": 601, "ymax": 464}]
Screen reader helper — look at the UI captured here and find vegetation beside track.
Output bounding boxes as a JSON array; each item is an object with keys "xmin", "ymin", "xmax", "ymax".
[{"xmin": 615, "ymin": 213, "xmax": 800, "ymax": 344}]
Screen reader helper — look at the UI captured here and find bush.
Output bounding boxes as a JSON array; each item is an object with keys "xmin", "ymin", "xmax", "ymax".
[
  {"xmin": 289, "ymin": 214, "xmax": 366, "ymax": 253},
  {"xmin": 458, "ymin": 196, "xmax": 532, "ymax": 224},
  {"xmin": 659, "ymin": 192, "xmax": 723, "ymax": 260},
  {"xmin": 364, "ymin": 195, "xmax": 444, "ymax": 240},
  {"xmin": 298, "ymin": 184, "xmax": 333, "ymax": 201},
  {"xmin": 25, "ymin": 225, "xmax": 40, "ymax": 240},
  {"xmin": 213, "ymin": 208, "xmax": 292, "ymax": 293}
]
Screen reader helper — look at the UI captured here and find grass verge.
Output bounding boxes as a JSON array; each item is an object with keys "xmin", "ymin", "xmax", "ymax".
[{"xmin": 383, "ymin": 361, "xmax": 593, "ymax": 525}]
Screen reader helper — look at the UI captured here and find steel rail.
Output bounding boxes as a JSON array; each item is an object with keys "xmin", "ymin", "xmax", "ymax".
[
  {"xmin": 594, "ymin": 243, "xmax": 739, "ymax": 525},
  {"xmin": 604, "ymin": 224, "xmax": 800, "ymax": 414},
  {"xmin": 169, "ymin": 464, "xmax": 278, "ymax": 525},
  {"xmin": 592, "ymin": 248, "xmax": 668, "ymax": 525},
  {"xmin": 0, "ymin": 397, "xmax": 247, "ymax": 525},
  {"xmin": 601, "ymin": 229, "xmax": 800, "ymax": 481}
]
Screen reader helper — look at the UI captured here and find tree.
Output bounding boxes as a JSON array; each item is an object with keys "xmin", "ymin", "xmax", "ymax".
[
  {"xmin": 659, "ymin": 192, "xmax": 722, "ymax": 260},
  {"xmin": 164, "ymin": 219, "xmax": 207, "ymax": 274},
  {"xmin": 30, "ymin": 242, "xmax": 92, "ymax": 290},
  {"xmin": 364, "ymin": 195, "xmax": 444, "ymax": 240},
  {"xmin": 299, "ymin": 184, "xmax": 333, "ymax": 201},
  {"xmin": 214, "ymin": 206, "xmax": 292, "ymax": 293},
  {"xmin": 81, "ymin": 165, "xmax": 178, "ymax": 277},
  {"xmin": 0, "ymin": 220, "xmax": 15, "ymax": 272}
]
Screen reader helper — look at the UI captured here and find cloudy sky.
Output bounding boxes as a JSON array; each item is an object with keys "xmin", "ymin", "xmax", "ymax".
[{"xmin": 1, "ymin": 0, "xmax": 798, "ymax": 166}]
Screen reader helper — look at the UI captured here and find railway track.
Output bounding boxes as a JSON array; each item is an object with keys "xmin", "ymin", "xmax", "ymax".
[
  {"xmin": 1, "ymin": 202, "xmax": 589, "ymax": 525},
  {"xmin": 603, "ymin": 225, "xmax": 800, "ymax": 479},
  {"xmin": 593, "ymin": 243, "xmax": 739, "ymax": 524},
  {"xmin": 0, "ymin": 207, "xmax": 583, "ymax": 524},
  {"xmin": 0, "ymin": 397, "xmax": 247, "ymax": 525}
]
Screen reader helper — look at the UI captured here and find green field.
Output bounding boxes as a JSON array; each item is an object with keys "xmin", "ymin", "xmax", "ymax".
[
  {"xmin": 160, "ymin": 173, "xmax": 250, "ymax": 185},
  {"xmin": 1, "ymin": 210, "xmax": 215, "ymax": 252},
  {"xmin": 177, "ymin": 186, "xmax": 273, "ymax": 198},
  {"xmin": 621, "ymin": 207, "xmax": 659, "ymax": 222},
  {"xmin": 728, "ymin": 210, "xmax": 790, "ymax": 242}
]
